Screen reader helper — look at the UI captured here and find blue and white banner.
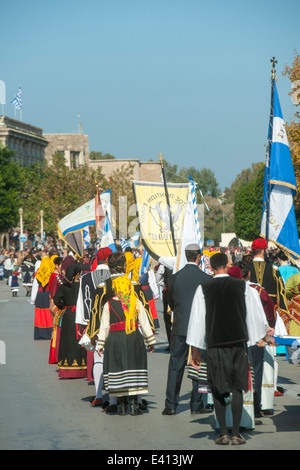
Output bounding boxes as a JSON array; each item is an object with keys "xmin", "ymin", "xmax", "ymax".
[
  {"xmin": 83, "ymin": 227, "xmax": 91, "ymax": 249},
  {"xmin": 101, "ymin": 213, "xmax": 116, "ymax": 252},
  {"xmin": 139, "ymin": 248, "xmax": 150, "ymax": 276},
  {"xmin": 11, "ymin": 86, "xmax": 22, "ymax": 110},
  {"xmin": 175, "ymin": 177, "xmax": 204, "ymax": 272},
  {"xmin": 261, "ymin": 82, "xmax": 300, "ymax": 261},
  {"xmin": 57, "ymin": 190, "xmax": 112, "ymax": 237}
]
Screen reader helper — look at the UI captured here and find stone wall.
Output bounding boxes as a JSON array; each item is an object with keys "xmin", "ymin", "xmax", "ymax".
[
  {"xmin": 88, "ymin": 158, "xmax": 161, "ymax": 182},
  {"xmin": 44, "ymin": 133, "xmax": 89, "ymax": 168}
]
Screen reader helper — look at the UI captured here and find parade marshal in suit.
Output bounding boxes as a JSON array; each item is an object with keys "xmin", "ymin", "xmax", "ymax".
[{"xmin": 162, "ymin": 243, "xmax": 212, "ymax": 415}]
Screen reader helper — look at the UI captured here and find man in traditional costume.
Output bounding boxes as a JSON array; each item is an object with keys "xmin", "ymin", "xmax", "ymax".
[
  {"xmin": 162, "ymin": 243, "xmax": 212, "ymax": 416},
  {"xmin": 187, "ymin": 253, "xmax": 268, "ymax": 445},
  {"xmin": 249, "ymin": 238, "xmax": 289, "ymax": 410},
  {"xmin": 230, "ymin": 263, "xmax": 276, "ymax": 420}
]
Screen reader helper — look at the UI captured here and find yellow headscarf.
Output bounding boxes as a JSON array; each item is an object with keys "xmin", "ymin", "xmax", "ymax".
[
  {"xmin": 112, "ymin": 275, "xmax": 138, "ymax": 335},
  {"xmin": 131, "ymin": 257, "xmax": 142, "ymax": 282},
  {"xmin": 35, "ymin": 255, "xmax": 57, "ymax": 287},
  {"xmin": 125, "ymin": 251, "xmax": 134, "ymax": 277}
]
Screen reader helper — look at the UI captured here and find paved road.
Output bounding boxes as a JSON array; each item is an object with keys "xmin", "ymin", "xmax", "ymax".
[{"xmin": 0, "ymin": 279, "xmax": 300, "ymax": 454}]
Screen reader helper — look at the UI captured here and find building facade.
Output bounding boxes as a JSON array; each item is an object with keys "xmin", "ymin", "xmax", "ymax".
[
  {"xmin": 43, "ymin": 133, "xmax": 89, "ymax": 168},
  {"xmin": 0, "ymin": 115, "xmax": 48, "ymax": 166}
]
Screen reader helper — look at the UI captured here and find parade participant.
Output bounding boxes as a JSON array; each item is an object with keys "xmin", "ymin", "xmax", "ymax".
[
  {"xmin": 33, "ymin": 253, "xmax": 57, "ymax": 340},
  {"xmin": 155, "ymin": 262, "xmax": 173, "ymax": 349},
  {"xmin": 230, "ymin": 262, "xmax": 275, "ymax": 419},
  {"xmin": 139, "ymin": 269, "xmax": 160, "ymax": 330},
  {"xmin": 21, "ymin": 252, "xmax": 35, "ymax": 297},
  {"xmin": 277, "ymin": 250, "xmax": 299, "ymax": 284},
  {"xmin": 249, "ymin": 238, "xmax": 288, "ymax": 318},
  {"xmin": 187, "ymin": 253, "xmax": 269, "ymax": 445},
  {"xmin": 76, "ymin": 247, "xmax": 112, "ymax": 406},
  {"xmin": 162, "ymin": 243, "xmax": 212, "ymax": 416},
  {"xmin": 9, "ymin": 269, "xmax": 21, "ymax": 297},
  {"xmin": 124, "ymin": 248, "xmax": 134, "ymax": 278},
  {"xmin": 249, "ymin": 238, "xmax": 289, "ymax": 410},
  {"xmin": 48, "ymin": 257, "xmax": 64, "ymax": 364},
  {"xmin": 53, "ymin": 263, "xmax": 87, "ymax": 379},
  {"xmin": 96, "ymin": 252, "xmax": 156, "ymax": 416},
  {"xmin": 283, "ymin": 272, "xmax": 300, "ymax": 337}
]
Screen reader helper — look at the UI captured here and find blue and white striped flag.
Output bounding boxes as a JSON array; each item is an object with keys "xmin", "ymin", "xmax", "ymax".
[
  {"xmin": 174, "ymin": 176, "xmax": 204, "ymax": 272},
  {"xmin": 11, "ymin": 87, "xmax": 22, "ymax": 110},
  {"xmin": 101, "ymin": 213, "xmax": 116, "ymax": 252},
  {"xmin": 120, "ymin": 237, "xmax": 130, "ymax": 250},
  {"xmin": 261, "ymin": 82, "xmax": 300, "ymax": 261}
]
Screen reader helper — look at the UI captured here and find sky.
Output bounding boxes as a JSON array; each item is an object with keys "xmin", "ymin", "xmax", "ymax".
[{"xmin": 1, "ymin": 0, "xmax": 300, "ymax": 191}]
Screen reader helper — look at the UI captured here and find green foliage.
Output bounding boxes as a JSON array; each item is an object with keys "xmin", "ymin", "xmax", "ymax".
[
  {"xmin": 234, "ymin": 164, "xmax": 265, "ymax": 240},
  {"xmin": 90, "ymin": 151, "xmax": 115, "ymax": 160},
  {"xmin": 163, "ymin": 159, "xmax": 221, "ymax": 198},
  {"xmin": 0, "ymin": 144, "xmax": 24, "ymax": 232}
]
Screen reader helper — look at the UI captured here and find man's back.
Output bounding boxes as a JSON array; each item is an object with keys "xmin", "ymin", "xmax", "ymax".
[{"xmin": 168, "ymin": 263, "xmax": 211, "ymax": 336}]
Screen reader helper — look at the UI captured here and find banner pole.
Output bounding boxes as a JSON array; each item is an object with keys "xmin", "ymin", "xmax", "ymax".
[{"xmin": 158, "ymin": 153, "xmax": 177, "ymax": 256}]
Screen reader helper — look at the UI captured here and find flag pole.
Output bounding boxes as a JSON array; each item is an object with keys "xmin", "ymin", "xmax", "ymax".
[
  {"xmin": 265, "ymin": 57, "xmax": 277, "ymax": 244},
  {"xmin": 158, "ymin": 153, "xmax": 177, "ymax": 256}
]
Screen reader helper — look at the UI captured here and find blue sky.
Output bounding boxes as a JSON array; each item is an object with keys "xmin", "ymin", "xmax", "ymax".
[{"xmin": 1, "ymin": 0, "xmax": 299, "ymax": 191}]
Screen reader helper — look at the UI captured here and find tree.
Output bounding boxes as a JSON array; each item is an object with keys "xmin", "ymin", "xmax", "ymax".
[
  {"xmin": 21, "ymin": 152, "xmax": 110, "ymax": 237},
  {"xmin": 0, "ymin": 144, "xmax": 24, "ymax": 232},
  {"xmin": 283, "ymin": 53, "xmax": 300, "ymax": 212},
  {"xmin": 163, "ymin": 159, "xmax": 221, "ymax": 198},
  {"xmin": 223, "ymin": 163, "xmax": 262, "ymax": 204},
  {"xmin": 90, "ymin": 151, "xmax": 115, "ymax": 160},
  {"xmin": 234, "ymin": 163, "xmax": 265, "ymax": 240}
]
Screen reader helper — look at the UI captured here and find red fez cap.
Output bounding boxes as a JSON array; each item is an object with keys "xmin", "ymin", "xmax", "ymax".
[
  {"xmin": 228, "ymin": 266, "xmax": 243, "ymax": 279},
  {"xmin": 97, "ymin": 247, "xmax": 113, "ymax": 261},
  {"xmin": 251, "ymin": 238, "xmax": 268, "ymax": 250}
]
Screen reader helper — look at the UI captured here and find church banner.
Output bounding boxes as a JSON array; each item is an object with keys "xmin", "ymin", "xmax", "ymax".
[{"xmin": 132, "ymin": 180, "xmax": 189, "ymax": 259}]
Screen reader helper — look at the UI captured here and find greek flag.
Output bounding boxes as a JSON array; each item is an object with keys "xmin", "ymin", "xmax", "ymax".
[
  {"xmin": 175, "ymin": 176, "xmax": 204, "ymax": 272},
  {"xmin": 261, "ymin": 82, "xmax": 300, "ymax": 261},
  {"xmin": 120, "ymin": 237, "xmax": 130, "ymax": 250},
  {"xmin": 11, "ymin": 87, "xmax": 22, "ymax": 110},
  {"xmin": 101, "ymin": 213, "xmax": 116, "ymax": 252}
]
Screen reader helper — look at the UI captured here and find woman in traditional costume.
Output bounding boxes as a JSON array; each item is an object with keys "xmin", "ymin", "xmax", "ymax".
[
  {"xmin": 48, "ymin": 257, "xmax": 64, "ymax": 364},
  {"xmin": 53, "ymin": 263, "xmax": 87, "ymax": 379},
  {"xmin": 97, "ymin": 252, "xmax": 155, "ymax": 416},
  {"xmin": 21, "ymin": 253, "xmax": 35, "ymax": 297},
  {"xmin": 34, "ymin": 254, "xmax": 57, "ymax": 340}
]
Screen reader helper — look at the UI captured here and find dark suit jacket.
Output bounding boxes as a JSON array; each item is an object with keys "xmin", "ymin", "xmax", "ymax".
[{"xmin": 167, "ymin": 263, "xmax": 212, "ymax": 336}]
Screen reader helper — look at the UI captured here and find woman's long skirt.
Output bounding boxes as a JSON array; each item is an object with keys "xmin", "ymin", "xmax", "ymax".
[
  {"xmin": 34, "ymin": 285, "xmax": 53, "ymax": 340},
  {"xmin": 103, "ymin": 329, "xmax": 148, "ymax": 397},
  {"xmin": 57, "ymin": 307, "xmax": 87, "ymax": 378}
]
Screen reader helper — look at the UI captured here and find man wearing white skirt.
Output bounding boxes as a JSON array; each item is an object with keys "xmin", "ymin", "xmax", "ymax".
[{"xmin": 187, "ymin": 253, "xmax": 269, "ymax": 445}]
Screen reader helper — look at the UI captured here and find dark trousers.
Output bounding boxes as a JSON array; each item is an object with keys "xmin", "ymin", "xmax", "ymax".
[
  {"xmin": 163, "ymin": 291, "xmax": 172, "ymax": 346},
  {"xmin": 165, "ymin": 334, "xmax": 202, "ymax": 412},
  {"xmin": 249, "ymin": 345, "xmax": 264, "ymax": 416}
]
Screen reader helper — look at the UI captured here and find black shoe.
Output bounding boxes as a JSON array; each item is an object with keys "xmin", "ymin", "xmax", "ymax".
[
  {"xmin": 118, "ymin": 402, "xmax": 127, "ymax": 416},
  {"xmin": 130, "ymin": 403, "xmax": 143, "ymax": 416},
  {"xmin": 191, "ymin": 407, "xmax": 212, "ymax": 414},
  {"xmin": 162, "ymin": 407, "xmax": 176, "ymax": 415}
]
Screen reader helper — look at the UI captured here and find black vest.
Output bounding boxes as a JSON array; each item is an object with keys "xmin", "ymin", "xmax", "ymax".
[{"xmin": 202, "ymin": 276, "xmax": 248, "ymax": 348}]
